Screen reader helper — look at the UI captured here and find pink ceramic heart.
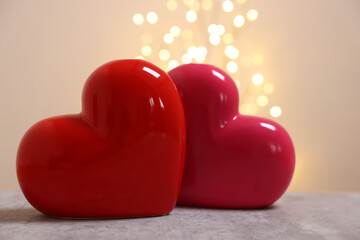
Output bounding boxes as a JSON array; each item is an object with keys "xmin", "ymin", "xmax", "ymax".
[{"xmin": 169, "ymin": 64, "xmax": 295, "ymax": 208}]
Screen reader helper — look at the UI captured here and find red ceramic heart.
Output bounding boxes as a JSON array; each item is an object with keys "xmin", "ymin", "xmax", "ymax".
[
  {"xmin": 17, "ymin": 60, "xmax": 186, "ymax": 218},
  {"xmin": 169, "ymin": 64, "xmax": 295, "ymax": 208}
]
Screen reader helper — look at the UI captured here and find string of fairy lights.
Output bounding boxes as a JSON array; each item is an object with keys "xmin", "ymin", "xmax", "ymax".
[{"xmin": 131, "ymin": 0, "xmax": 282, "ymax": 118}]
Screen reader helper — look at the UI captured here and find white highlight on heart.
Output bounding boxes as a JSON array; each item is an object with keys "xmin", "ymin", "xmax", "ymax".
[
  {"xmin": 260, "ymin": 122, "xmax": 276, "ymax": 131},
  {"xmin": 212, "ymin": 70, "xmax": 225, "ymax": 81},
  {"xmin": 142, "ymin": 67, "xmax": 160, "ymax": 78}
]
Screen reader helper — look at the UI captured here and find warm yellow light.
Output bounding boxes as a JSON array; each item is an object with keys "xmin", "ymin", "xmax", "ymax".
[
  {"xmin": 216, "ymin": 25, "xmax": 225, "ymax": 35},
  {"xmin": 146, "ymin": 12, "xmax": 158, "ymax": 24},
  {"xmin": 252, "ymin": 73, "xmax": 264, "ymax": 85},
  {"xmin": 270, "ymin": 106, "xmax": 282, "ymax": 117},
  {"xmin": 198, "ymin": 46, "xmax": 207, "ymax": 56},
  {"xmin": 182, "ymin": 29, "xmax": 193, "ymax": 40},
  {"xmin": 239, "ymin": 104, "xmax": 247, "ymax": 114},
  {"xmin": 249, "ymin": 104, "xmax": 258, "ymax": 115},
  {"xmin": 168, "ymin": 60, "xmax": 179, "ymax": 70},
  {"xmin": 170, "ymin": 26, "xmax": 181, "ymax": 37},
  {"xmin": 164, "ymin": 33, "xmax": 174, "ymax": 44},
  {"xmin": 195, "ymin": 50, "xmax": 205, "ymax": 62},
  {"xmin": 256, "ymin": 95, "xmax": 269, "ymax": 107},
  {"xmin": 209, "ymin": 34, "xmax": 221, "ymax": 45},
  {"xmin": 252, "ymin": 54, "xmax": 264, "ymax": 66},
  {"xmin": 194, "ymin": 55, "xmax": 205, "ymax": 63},
  {"xmin": 225, "ymin": 45, "xmax": 239, "ymax": 60},
  {"xmin": 167, "ymin": 0, "xmax": 178, "ymax": 11},
  {"xmin": 159, "ymin": 49, "xmax": 170, "ymax": 61},
  {"xmin": 247, "ymin": 9, "xmax": 258, "ymax": 21},
  {"xmin": 240, "ymin": 103, "xmax": 258, "ymax": 115},
  {"xmin": 135, "ymin": 55, "xmax": 145, "ymax": 60},
  {"xmin": 234, "ymin": 15, "xmax": 245, "ymax": 28},
  {"xmin": 234, "ymin": 79, "xmax": 241, "ymax": 89},
  {"xmin": 187, "ymin": 46, "xmax": 197, "ymax": 57},
  {"xmin": 141, "ymin": 45, "xmax": 152, "ymax": 56},
  {"xmin": 133, "ymin": 13, "xmax": 144, "ymax": 25},
  {"xmin": 226, "ymin": 61, "xmax": 238, "ymax": 73},
  {"xmin": 237, "ymin": 0, "xmax": 246, "ymax": 4},
  {"xmin": 182, "ymin": 53, "xmax": 192, "ymax": 64},
  {"xmin": 264, "ymin": 83, "xmax": 275, "ymax": 94},
  {"xmin": 208, "ymin": 24, "xmax": 218, "ymax": 35},
  {"xmin": 186, "ymin": 46, "xmax": 207, "ymax": 63},
  {"xmin": 184, "ymin": 0, "xmax": 194, "ymax": 5},
  {"xmin": 223, "ymin": 33, "xmax": 234, "ymax": 44},
  {"xmin": 201, "ymin": 0, "xmax": 213, "ymax": 10},
  {"xmin": 241, "ymin": 55, "xmax": 252, "ymax": 67},
  {"xmin": 222, "ymin": 0, "xmax": 234, "ymax": 12},
  {"xmin": 189, "ymin": 0, "xmax": 200, "ymax": 11},
  {"xmin": 141, "ymin": 33, "xmax": 152, "ymax": 44},
  {"xmin": 186, "ymin": 10, "xmax": 197, "ymax": 23}
]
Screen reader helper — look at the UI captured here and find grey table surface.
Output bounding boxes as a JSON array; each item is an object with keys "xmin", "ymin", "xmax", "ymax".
[{"xmin": 0, "ymin": 190, "xmax": 359, "ymax": 240}]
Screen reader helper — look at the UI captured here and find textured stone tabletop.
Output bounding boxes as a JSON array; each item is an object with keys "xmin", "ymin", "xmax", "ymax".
[{"xmin": 0, "ymin": 190, "xmax": 359, "ymax": 240}]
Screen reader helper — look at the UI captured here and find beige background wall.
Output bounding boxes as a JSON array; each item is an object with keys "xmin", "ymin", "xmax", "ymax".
[{"xmin": 1, "ymin": 0, "xmax": 359, "ymax": 192}]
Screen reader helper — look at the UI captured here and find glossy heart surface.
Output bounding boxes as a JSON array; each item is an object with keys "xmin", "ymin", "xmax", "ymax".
[
  {"xmin": 17, "ymin": 60, "xmax": 186, "ymax": 218},
  {"xmin": 169, "ymin": 64, "xmax": 295, "ymax": 208}
]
